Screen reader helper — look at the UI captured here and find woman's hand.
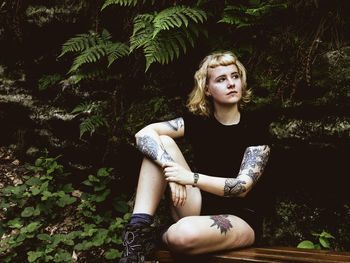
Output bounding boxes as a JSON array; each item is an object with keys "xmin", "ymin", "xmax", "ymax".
[
  {"xmin": 168, "ymin": 182, "xmax": 187, "ymax": 207},
  {"xmin": 163, "ymin": 162, "xmax": 193, "ymax": 185}
]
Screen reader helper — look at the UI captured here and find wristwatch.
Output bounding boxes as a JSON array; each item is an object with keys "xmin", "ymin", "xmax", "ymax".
[{"xmin": 192, "ymin": 173, "xmax": 199, "ymax": 187}]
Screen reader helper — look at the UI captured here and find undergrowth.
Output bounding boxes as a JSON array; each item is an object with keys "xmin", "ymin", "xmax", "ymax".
[{"xmin": 0, "ymin": 152, "xmax": 130, "ymax": 262}]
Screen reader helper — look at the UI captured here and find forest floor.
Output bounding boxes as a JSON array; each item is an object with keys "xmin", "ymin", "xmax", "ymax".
[{"xmin": 0, "ymin": 146, "xmax": 28, "ymax": 192}]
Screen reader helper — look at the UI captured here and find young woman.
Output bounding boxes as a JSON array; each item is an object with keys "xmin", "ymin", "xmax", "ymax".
[{"xmin": 120, "ymin": 51, "xmax": 271, "ymax": 263}]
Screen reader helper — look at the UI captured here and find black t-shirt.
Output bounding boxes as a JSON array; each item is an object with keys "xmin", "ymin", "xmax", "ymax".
[{"xmin": 183, "ymin": 111, "xmax": 271, "ymax": 215}]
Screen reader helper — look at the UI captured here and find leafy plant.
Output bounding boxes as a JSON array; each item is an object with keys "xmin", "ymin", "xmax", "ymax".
[
  {"xmin": 0, "ymin": 153, "xmax": 77, "ymax": 262},
  {"xmin": 59, "ymin": 29, "xmax": 129, "ymax": 82},
  {"xmin": 101, "ymin": 0, "xmax": 155, "ymax": 9},
  {"xmin": 71, "ymin": 101, "xmax": 109, "ymax": 138},
  {"xmin": 0, "ymin": 153, "xmax": 131, "ymax": 262},
  {"xmin": 219, "ymin": 0, "xmax": 288, "ymax": 28},
  {"xmin": 103, "ymin": 1, "xmax": 207, "ymax": 71},
  {"xmin": 297, "ymin": 231, "xmax": 335, "ymax": 250},
  {"xmin": 38, "ymin": 74, "xmax": 62, "ymax": 91}
]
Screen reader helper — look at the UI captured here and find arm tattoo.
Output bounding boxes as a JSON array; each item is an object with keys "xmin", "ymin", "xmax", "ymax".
[
  {"xmin": 159, "ymin": 144, "xmax": 174, "ymax": 163},
  {"xmin": 241, "ymin": 145, "xmax": 270, "ymax": 171},
  {"xmin": 165, "ymin": 117, "xmax": 184, "ymax": 131},
  {"xmin": 241, "ymin": 145, "xmax": 270, "ymax": 184},
  {"xmin": 224, "ymin": 145, "xmax": 270, "ymax": 197},
  {"xmin": 224, "ymin": 178, "xmax": 246, "ymax": 197},
  {"xmin": 137, "ymin": 135, "xmax": 159, "ymax": 160},
  {"xmin": 136, "ymin": 135, "xmax": 174, "ymax": 164},
  {"xmin": 210, "ymin": 215, "xmax": 233, "ymax": 235},
  {"xmin": 248, "ymin": 169, "xmax": 259, "ymax": 185}
]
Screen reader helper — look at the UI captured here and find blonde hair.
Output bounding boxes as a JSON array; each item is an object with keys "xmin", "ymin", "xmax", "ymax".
[{"xmin": 187, "ymin": 51, "xmax": 251, "ymax": 117}]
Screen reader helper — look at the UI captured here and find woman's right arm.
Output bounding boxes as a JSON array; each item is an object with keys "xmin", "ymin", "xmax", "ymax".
[
  {"xmin": 135, "ymin": 117, "xmax": 187, "ymax": 207},
  {"xmin": 135, "ymin": 117, "xmax": 184, "ymax": 167}
]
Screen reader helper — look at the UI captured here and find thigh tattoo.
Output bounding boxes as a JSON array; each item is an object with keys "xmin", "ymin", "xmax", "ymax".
[{"xmin": 210, "ymin": 215, "xmax": 233, "ymax": 235}]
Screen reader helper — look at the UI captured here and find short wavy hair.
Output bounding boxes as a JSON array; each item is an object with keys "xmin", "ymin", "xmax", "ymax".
[{"xmin": 187, "ymin": 51, "xmax": 251, "ymax": 117}]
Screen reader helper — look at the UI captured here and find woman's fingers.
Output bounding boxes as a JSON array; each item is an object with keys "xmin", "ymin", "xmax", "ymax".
[{"xmin": 169, "ymin": 182, "xmax": 186, "ymax": 207}]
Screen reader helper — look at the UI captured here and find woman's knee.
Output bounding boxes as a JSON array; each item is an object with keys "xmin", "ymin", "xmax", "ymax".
[
  {"xmin": 164, "ymin": 217, "xmax": 200, "ymax": 253},
  {"xmin": 159, "ymin": 135, "xmax": 177, "ymax": 148}
]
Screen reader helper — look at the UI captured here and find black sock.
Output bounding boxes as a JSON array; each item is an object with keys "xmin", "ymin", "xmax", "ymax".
[{"xmin": 129, "ymin": 213, "xmax": 153, "ymax": 227}]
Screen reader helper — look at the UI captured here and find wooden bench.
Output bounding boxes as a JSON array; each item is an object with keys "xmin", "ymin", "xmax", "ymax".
[{"xmin": 152, "ymin": 246, "xmax": 350, "ymax": 263}]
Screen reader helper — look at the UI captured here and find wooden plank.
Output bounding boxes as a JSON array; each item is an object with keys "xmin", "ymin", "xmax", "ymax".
[
  {"xmin": 219, "ymin": 247, "xmax": 350, "ymax": 263},
  {"xmin": 154, "ymin": 247, "xmax": 350, "ymax": 263}
]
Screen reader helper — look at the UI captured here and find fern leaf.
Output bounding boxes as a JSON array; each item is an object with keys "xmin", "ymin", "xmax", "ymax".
[
  {"xmin": 101, "ymin": 0, "xmax": 138, "ymax": 10},
  {"xmin": 130, "ymin": 14, "xmax": 154, "ymax": 52},
  {"xmin": 72, "ymin": 101, "xmax": 95, "ymax": 114},
  {"xmin": 152, "ymin": 6, "xmax": 207, "ymax": 38},
  {"xmin": 107, "ymin": 42, "xmax": 129, "ymax": 67},
  {"xmin": 69, "ymin": 45, "xmax": 106, "ymax": 73},
  {"xmin": 59, "ymin": 32, "xmax": 93, "ymax": 58}
]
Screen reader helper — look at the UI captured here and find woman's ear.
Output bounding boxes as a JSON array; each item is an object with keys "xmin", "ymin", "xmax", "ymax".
[{"xmin": 205, "ymin": 85, "xmax": 210, "ymax": 96}]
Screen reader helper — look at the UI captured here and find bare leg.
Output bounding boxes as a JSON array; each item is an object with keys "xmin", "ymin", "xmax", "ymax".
[
  {"xmin": 133, "ymin": 157, "xmax": 167, "ymax": 215},
  {"xmin": 133, "ymin": 135, "xmax": 201, "ymax": 217},
  {"xmin": 163, "ymin": 214, "xmax": 255, "ymax": 255}
]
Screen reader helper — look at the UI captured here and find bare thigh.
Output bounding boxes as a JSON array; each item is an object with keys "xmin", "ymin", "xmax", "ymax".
[{"xmin": 163, "ymin": 214, "xmax": 255, "ymax": 255}]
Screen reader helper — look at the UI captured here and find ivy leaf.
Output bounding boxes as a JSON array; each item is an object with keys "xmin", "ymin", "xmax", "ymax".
[
  {"xmin": 57, "ymin": 194, "xmax": 77, "ymax": 207},
  {"xmin": 319, "ymin": 237, "xmax": 330, "ymax": 248},
  {"xmin": 37, "ymin": 233, "xmax": 52, "ymax": 241},
  {"xmin": 105, "ymin": 248, "xmax": 122, "ymax": 259},
  {"xmin": 7, "ymin": 218, "xmax": 23, "ymax": 229},
  {"xmin": 54, "ymin": 250, "xmax": 72, "ymax": 262},
  {"xmin": 297, "ymin": 240, "xmax": 314, "ymax": 249},
  {"xmin": 26, "ymin": 222, "xmax": 41, "ymax": 232},
  {"xmin": 21, "ymin": 207, "xmax": 35, "ymax": 217},
  {"xmin": 28, "ymin": 251, "xmax": 44, "ymax": 262},
  {"xmin": 320, "ymin": 231, "xmax": 335, "ymax": 239}
]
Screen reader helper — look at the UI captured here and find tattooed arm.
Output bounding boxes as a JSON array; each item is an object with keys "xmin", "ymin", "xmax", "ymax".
[
  {"xmin": 165, "ymin": 145, "xmax": 271, "ymax": 198},
  {"xmin": 135, "ymin": 118, "xmax": 187, "ymax": 207},
  {"xmin": 135, "ymin": 117, "xmax": 184, "ymax": 166},
  {"xmin": 223, "ymin": 145, "xmax": 271, "ymax": 197}
]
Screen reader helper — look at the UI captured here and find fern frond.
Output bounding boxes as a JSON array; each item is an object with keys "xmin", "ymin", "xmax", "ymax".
[
  {"xmin": 152, "ymin": 6, "xmax": 207, "ymax": 38},
  {"xmin": 59, "ymin": 31, "xmax": 97, "ymax": 58},
  {"xmin": 130, "ymin": 14, "xmax": 154, "ymax": 52},
  {"xmin": 74, "ymin": 68, "xmax": 106, "ymax": 83},
  {"xmin": 101, "ymin": 0, "xmax": 154, "ymax": 10},
  {"xmin": 72, "ymin": 101, "xmax": 96, "ymax": 114},
  {"xmin": 79, "ymin": 114, "xmax": 108, "ymax": 138},
  {"xmin": 38, "ymin": 74, "xmax": 62, "ymax": 91},
  {"xmin": 69, "ymin": 45, "xmax": 106, "ymax": 73},
  {"xmin": 144, "ymin": 29, "xmax": 190, "ymax": 71},
  {"xmin": 106, "ymin": 42, "xmax": 129, "ymax": 67}
]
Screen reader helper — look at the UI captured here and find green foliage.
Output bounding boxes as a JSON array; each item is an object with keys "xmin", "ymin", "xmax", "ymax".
[
  {"xmin": 219, "ymin": 0, "xmax": 288, "ymax": 28},
  {"xmin": 129, "ymin": 5, "xmax": 207, "ymax": 71},
  {"xmin": 101, "ymin": 0, "xmax": 155, "ymax": 9},
  {"xmin": 59, "ymin": 29, "xmax": 129, "ymax": 82},
  {"xmin": 0, "ymin": 154, "xmax": 130, "ymax": 262},
  {"xmin": 38, "ymin": 74, "xmax": 62, "ymax": 91},
  {"xmin": 297, "ymin": 231, "xmax": 335, "ymax": 250},
  {"xmin": 71, "ymin": 101, "xmax": 109, "ymax": 138},
  {"xmin": 0, "ymin": 153, "xmax": 77, "ymax": 262}
]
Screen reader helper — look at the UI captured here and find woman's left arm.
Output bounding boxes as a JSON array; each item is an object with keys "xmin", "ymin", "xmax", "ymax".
[
  {"xmin": 164, "ymin": 145, "xmax": 271, "ymax": 198},
  {"xmin": 222, "ymin": 145, "xmax": 271, "ymax": 197}
]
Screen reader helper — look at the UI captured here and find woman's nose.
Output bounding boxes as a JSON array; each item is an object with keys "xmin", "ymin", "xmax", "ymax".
[{"xmin": 227, "ymin": 77, "xmax": 235, "ymax": 88}]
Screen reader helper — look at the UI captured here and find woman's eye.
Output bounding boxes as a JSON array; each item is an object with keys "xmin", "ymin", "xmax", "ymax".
[
  {"xmin": 218, "ymin": 77, "xmax": 225, "ymax": 82},
  {"xmin": 233, "ymin": 74, "xmax": 240, "ymax": 79}
]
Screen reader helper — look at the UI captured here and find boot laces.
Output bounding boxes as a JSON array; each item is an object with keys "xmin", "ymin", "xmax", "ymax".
[{"xmin": 123, "ymin": 231, "xmax": 142, "ymax": 257}]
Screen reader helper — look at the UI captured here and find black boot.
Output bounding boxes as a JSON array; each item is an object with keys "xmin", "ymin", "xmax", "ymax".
[{"xmin": 119, "ymin": 224, "xmax": 157, "ymax": 263}]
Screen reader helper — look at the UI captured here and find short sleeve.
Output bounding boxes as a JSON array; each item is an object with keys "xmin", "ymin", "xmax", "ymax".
[
  {"xmin": 182, "ymin": 111, "xmax": 200, "ymax": 141},
  {"xmin": 246, "ymin": 113, "xmax": 272, "ymax": 146}
]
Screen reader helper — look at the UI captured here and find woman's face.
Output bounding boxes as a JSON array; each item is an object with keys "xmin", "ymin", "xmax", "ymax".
[{"xmin": 205, "ymin": 64, "xmax": 242, "ymax": 107}]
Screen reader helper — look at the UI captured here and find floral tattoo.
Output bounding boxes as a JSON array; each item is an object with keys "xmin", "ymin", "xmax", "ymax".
[{"xmin": 210, "ymin": 215, "xmax": 233, "ymax": 235}]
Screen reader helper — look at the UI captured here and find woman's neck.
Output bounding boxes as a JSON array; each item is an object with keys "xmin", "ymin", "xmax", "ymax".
[{"xmin": 213, "ymin": 104, "xmax": 240, "ymax": 125}]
